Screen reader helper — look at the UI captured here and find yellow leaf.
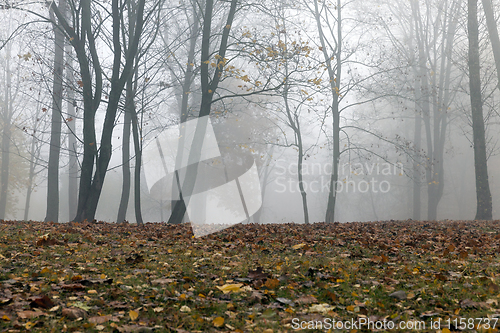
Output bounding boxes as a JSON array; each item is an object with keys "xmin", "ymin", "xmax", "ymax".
[
  {"xmin": 346, "ymin": 305, "xmax": 355, "ymax": 311},
  {"xmin": 25, "ymin": 321, "xmax": 35, "ymax": 329},
  {"xmin": 2, "ymin": 314, "xmax": 10, "ymax": 321},
  {"xmin": 292, "ymin": 243, "xmax": 306, "ymax": 250},
  {"xmin": 213, "ymin": 316, "xmax": 224, "ymax": 327},
  {"xmin": 225, "ymin": 24, "xmax": 231, "ymax": 29},
  {"xmin": 217, "ymin": 283, "xmax": 243, "ymax": 294},
  {"xmin": 442, "ymin": 329, "xmax": 451, "ymax": 333},
  {"xmin": 100, "ymin": 274, "xmax": 106, "ymax": 279},
  {"xmin": 129, "ymin": 310, "xmax": 139, "ymax": 321},
  {"xmin": 87, "ymin": 290, "xmax": 97, "ymax": 294}
]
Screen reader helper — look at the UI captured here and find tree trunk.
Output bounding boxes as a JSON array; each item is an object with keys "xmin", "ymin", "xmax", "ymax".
[
  {"xmin": 131, "ymin": 97, "xmax": 144, "ymax": 225},
  {"xmin": 312, "ymin": 0, "xmax": 341, "ymax": 223},
  {"xmin": 23, "ymin": 134, "xmax": 37, "ymax": 221},
  {"xmin": 468, "ymin": 0, "xmax": 493, "ymax": 220},
  {"xmin": 45, "ymin": 0, "xmax": 67, "ymax": 223},
  {"xmin": 481, "ymin": 0, "xmax": 500, "ymax": 92},
  {"xmin": 409, "ymin": 5, "xmax": 422, "ymax": 221},
  {"xmin": 116, "ymin": 75, "xmax": 133, "ymax": 223},
  {"xmin": 169, "ymin": 7, "xmax": 199, "ymax": 223},
  {"xmin": 0, "ymin": 40, "xmax": 12, "ymax": 220},
  {"xmin": 72, "ymin": 0, "xmax": 145, "ymax": 221},
  {"xmin": 168, "ymin": 0, "xmax": 238, "ymax": 224},
  {"xmin": 66, "ymin": 46, "xmax": 78, "ymax": 220}
]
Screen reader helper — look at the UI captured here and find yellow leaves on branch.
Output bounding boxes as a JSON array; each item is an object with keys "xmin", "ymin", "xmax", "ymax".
[{"xmin": 239, "ymin": 75, "xmax": 250, "ymax": 82}]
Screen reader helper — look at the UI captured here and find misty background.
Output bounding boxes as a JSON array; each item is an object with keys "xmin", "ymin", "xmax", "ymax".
[{"xmin": 0, "ymin": 0, "xmax": 498, "ymax": 224}]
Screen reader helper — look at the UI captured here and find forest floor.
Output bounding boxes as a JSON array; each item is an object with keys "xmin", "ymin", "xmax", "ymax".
[{"xmin": 1, "ymin": 220, "xmax": 500, "ymax": 333}]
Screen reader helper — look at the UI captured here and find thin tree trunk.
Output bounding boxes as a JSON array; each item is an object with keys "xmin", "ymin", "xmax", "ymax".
[
  {"xmin": 131, "ymin": 99, "xmax": 144, "ymax": 225},
  {"xmin": 312, "ymin": 0, "xmax": 341, "ymax": 223},
  {"xmin": 468, "ymin": 0, "xmax": 493, "ymax": 220},
  {"xmin": 116, "ymin": 78, "xmax": 133, "ymax": 223},
  {"xmin": 169, "ymin": 7, "xmax": 199, "ymax": 222},
  {"xmin": 481, "ymin": 0, "xmax": 500, "ymax": 92},
  {"xmin": 23, "ymin": 130, "xmax": 38, "ymax": 221},
  {"xmin": 0, "ymin": 40, "xmax": 12, "ymax": 220},
  {"xmin": 409, "ymin": 3, "xmax": 422, "ymax": 220},
  {"xmin": 45, "ymin": 0, "xmax": 67, "ymax": 222},
  {"xmin": 66, "ymin": 46, "xmax": 78, "ymax": 220}
]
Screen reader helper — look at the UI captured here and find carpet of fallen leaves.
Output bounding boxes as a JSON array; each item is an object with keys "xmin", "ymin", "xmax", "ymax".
[{"xmin": 1, "ymin": 220, "xmax": 500, "ymax": 332}]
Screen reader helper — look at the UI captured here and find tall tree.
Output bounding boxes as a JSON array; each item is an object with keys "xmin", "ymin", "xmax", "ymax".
[
  {"xmin": 168, "ymin": 0, "xmax": 238, "ymax": 224},
  {"xmin": 49, "ymin": 0, "xmax": 151, "ymax": 222},
  {"xmin": 309, "ymin": 0, "xmax": 342, "ymax": 223},
  {"xmin": 66, "ymin": 46, "xmax": 78, "ymax": 220},
  {"xmin": 467, "ymin": 0, "xmax": 493, "ymax": 220},
  {"xmin": 44, "ymin": 0, "xmax": 67, "ymax": 222}
]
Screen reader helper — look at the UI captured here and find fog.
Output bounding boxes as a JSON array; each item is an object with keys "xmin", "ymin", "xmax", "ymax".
[{"xmin": 0, "ymin": 0, "xmax": 499, "ymax": 226}]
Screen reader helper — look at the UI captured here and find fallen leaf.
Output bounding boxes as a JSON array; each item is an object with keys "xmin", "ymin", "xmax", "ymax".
[
  {"xmin": 213, "ymin": 316, "xmax": 224, "ymax": 327},
  {"xmin": 308, "ymin": 303, "xmax": 334, "ymax": 314},
  {"xmin": 180, "ymin": 305, "xmax": 191, "ymax": 313},
  {"xmin": 264, "ymin": 278, "xmax": 279, "ymax": 289},
  {"xmin": 89, "ymin": 315, "xmax": 113, "ymax": 324},
  {"xmin": 29, "ymin": 295, "xmax": 54, "ymax": 309},
  {"xmin": 17, "ymin": 310, "xmax": 45, "ymax": 319},
  {"xmin": 217, "ymin": 283, "xmax": 243, "ymax": 294},
  {"xmin": 129, "ymin": 310, "xmax": 139, "ymax": 321},
  {"xmin": 389, "ymin": 290, "xmax": 407, "ymax": 300},
  {"xmin": 62, "ymin": 307, "xmax": 87, "ymax": 320},
  {"xmin": 248, "ymin": 267, "xmax": 269, "ymax": 280},
  {"xmin": 295, "ymin": 295, "xmax": 318, "ymax": 304}
]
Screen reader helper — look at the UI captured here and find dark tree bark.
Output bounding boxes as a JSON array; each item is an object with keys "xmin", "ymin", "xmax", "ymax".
[
  {"xmin": 45, "ymin": 0, "xmax": 66, "ymax": 222},
  {"xmin": 50, "ymin": 0, "xmax": 146, "ymax": 222},
  {"xmin": 467, "ymin": 0, "xmax": 493, "ymax": 220},
  {"xmin": 66, "ymin": 46, "xmax": 78, "ymax": 220},
  {"xmin": 117, "ymin": 81, "xmax": 132, "ymax": 223},
  {"xmin": 168, "ymin": 0, "xmax": 238, "ymax": 224},
  {"xmin": 131, "ymin": 94, "xmax": 144, "ymax": 225}
]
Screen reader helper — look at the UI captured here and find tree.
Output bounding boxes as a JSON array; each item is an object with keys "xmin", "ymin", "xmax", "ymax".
[
  {"xmin": 44, "ymin": 0, "xmax": 66, "ymax": 222},
  {"xmin": 48, "ymin": 0, "xmax": 150, "ymax": 222},
  {"xmin": 168, "ymin": 0, "xmax": 239, "ymax": 224},
  {"xmin": 467, "ymin": 0, "xmax": 492, "ymax": 219},
  {"xmin": 307, "ymin": 0, "xmax": 343, "ymax": 223}
]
